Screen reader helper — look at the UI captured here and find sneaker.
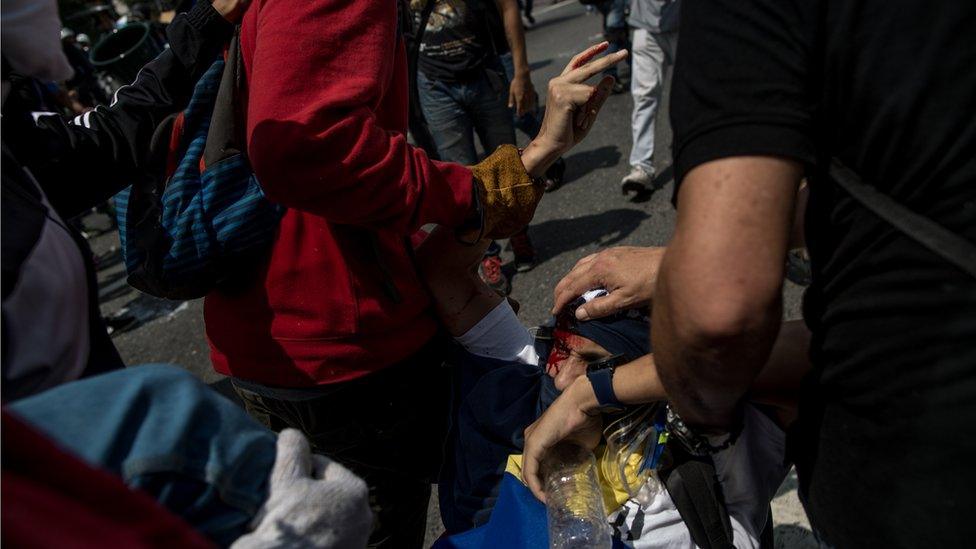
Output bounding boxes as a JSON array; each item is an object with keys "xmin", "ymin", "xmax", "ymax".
[
  {"xmin": 479, "ymin": 253, "xmax": 511, "ymax": 296},
  {"xmin": 521, "ymin": 13, "xmax": 535, "ymax": 29},
  {"xmin": 611, "ymin": 79, "xmax": 627, "ymax": 94},
  {"xmin": 509, "ymin": 231, "xmax": 536, "ymax": 272},
  {"xmin": 621, "ymin": 165, "xmax": 654, "ymax": 197}
]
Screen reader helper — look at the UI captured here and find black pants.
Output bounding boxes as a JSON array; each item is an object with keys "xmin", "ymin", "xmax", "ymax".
[{"xmin": 234, "ymin": 338, "xmax": 451, "ymax": 548}]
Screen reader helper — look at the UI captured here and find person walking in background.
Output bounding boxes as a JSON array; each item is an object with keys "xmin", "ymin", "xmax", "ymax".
[
  {"xmin": 414, "ymin": 0, "xmax": 525, "ymax": 164},
  {"xmin": 620, "ymin": 0, "xmax": 678, "ymax": 198}
]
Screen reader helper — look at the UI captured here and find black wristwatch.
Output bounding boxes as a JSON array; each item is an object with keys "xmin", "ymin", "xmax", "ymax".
[{"xmin": 585, "ymin": 354, "xmax": 629, "ymax": 413}]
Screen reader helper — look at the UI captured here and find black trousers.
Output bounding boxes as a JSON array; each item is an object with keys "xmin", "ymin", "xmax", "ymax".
[{"xmin": 234, "ymin": 338, "xmax": 451, "ymax": 548}]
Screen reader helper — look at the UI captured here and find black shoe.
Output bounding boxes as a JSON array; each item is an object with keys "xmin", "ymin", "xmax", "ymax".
[{"xmin": 543, "ymin": 158, "xmax": 566, "ymax": 193}]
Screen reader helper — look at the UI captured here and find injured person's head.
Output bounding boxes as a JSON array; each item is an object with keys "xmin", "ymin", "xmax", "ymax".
[{"xmin": 545, "ymin": 290, "xmax": 650, "ymax": 390}]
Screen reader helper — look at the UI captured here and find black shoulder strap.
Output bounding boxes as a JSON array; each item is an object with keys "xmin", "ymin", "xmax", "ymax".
[
  {"xmin": 829, "ymin": 158, "xmax": 976, "ymax": 279},
  {"xmin": 659, "ymin": 444, "xmax": 736, "ymax": 549},
  {"xmin": 409, "ymin": 0, "xmax": 437, "ymax": 62},
  {"xmin": 204, "ymin": 27, "xmax": 245, "ymax": 166}
]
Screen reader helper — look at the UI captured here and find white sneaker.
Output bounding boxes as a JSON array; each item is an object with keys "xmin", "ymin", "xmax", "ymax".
[{"xmin": 621, "ymin": 166, "xmax": 654, "ymax": 196}]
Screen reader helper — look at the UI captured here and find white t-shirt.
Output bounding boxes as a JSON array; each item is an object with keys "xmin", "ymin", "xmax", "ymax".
[
  {"xmin": 455, "ymin": 299, "xmax": 539, "ymax": 366},
  {"xmin": 609, "ymin": 406, "xmax": 788, "ymax": 548},
  {"xmin": 456, "ymin": 300, "xmax": 790, "ymax": 548}
]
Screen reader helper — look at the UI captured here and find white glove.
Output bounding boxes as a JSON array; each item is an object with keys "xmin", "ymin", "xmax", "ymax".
[{"xmin": 231, "ymin": 429, "xmax": 372, "ymax": 549}]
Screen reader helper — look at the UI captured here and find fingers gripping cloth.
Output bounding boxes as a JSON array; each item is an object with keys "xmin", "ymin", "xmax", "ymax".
[
  {"xmin": 231, "ymin": 429, "xmax": 372, "ymax": 549},
  {"xmin": 463, "ymin": 144, "xmax": 544, "ymax": 241}
]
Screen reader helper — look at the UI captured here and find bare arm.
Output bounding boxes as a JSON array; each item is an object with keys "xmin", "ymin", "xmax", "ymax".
[
  {"xmin": 494, "ymin": 0, "xmax": 537, "ymax": 116},
  {"xmin": 565, "ymin": 319, "xmax": 812, "ymax": 414},
  {"xmin": 414, "ymin": 227, "xmax": 503, "ymax": 337},
  {"xmin": 652, "ymin": 156, "xmax": 802, "ymax": 430},
  {"xmin": 746, "ymin": 318, "xmax": 811, "ymax": 424}
]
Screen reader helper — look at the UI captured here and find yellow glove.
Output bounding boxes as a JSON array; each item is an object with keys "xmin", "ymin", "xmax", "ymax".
[{"xmin": 461, "ymin": 144, "xmax": 545, "ymax": 242}]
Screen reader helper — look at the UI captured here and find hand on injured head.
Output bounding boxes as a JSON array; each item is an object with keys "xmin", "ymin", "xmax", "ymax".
[
  {"xmin": 552, "ymin": 246, "xmax": 666, "ymax": 319},
  {"xmin": 231, "ymin": 429, "xmax": 372, "ymax": 549}
]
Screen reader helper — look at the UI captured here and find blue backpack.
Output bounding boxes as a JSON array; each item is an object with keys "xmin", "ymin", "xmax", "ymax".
[{"xmin": 115, "ymin": 34, "xmax": 283, "ymax": 299}]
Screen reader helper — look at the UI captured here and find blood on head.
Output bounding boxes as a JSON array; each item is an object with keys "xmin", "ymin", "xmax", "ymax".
[{"xmin": 546, "ymin": 328, "xmax": 588, "ymax": 377}]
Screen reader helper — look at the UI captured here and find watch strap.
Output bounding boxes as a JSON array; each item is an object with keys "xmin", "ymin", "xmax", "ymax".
[{"xmin": 587, "ymin": 367, "xmax": 623, "ymax": 410}]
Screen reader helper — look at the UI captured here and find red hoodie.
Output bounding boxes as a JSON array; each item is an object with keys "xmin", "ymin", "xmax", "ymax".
[{"xmin": 204, "ymin": 0, "xmax": 474, "ymax": 387}]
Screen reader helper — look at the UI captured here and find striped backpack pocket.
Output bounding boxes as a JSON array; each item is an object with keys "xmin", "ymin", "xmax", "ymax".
[{"xmin": 116, "ymin": 32, "xmax": 283, "ymax": 300}]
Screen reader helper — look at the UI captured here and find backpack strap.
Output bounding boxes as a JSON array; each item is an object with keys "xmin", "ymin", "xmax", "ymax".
[
  {"xmin": 658, "ymin": 443, "xmax": 736, "ymax": 549},
  {"xmin": 829, "ymin": 158, "xmax": 976, "ymax": 279},
  {"xmin": 204, "ymin": 27, "xmax": 246, "ymax": 166}
]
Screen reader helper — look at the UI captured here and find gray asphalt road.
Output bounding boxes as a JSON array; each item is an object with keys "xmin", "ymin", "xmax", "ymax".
[{"xmin": 87, "ymin": 1, "xmax": 813, "ymax": 546}]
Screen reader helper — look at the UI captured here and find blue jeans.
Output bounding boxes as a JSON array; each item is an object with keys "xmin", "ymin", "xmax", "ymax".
[
  {"xmin": 418, "ymin": 67, "xmax": 516, "ymax": 165},
  {"xmin": 598, "ymin": 0, "xmax": 631, "ymax": 79},
  {"xmin": 7, "ymin": 365, "xmax": 276, "ymax": 546}
]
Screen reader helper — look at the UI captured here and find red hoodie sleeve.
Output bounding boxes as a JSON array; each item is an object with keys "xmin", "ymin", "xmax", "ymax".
[{"xmin": 241, "ymin": 0, "xmax": 474, "ymax": 234}]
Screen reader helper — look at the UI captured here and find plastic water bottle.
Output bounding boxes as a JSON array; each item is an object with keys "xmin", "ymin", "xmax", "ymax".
[{"xmin": 544, "ymin": 442, "xmax": 611, "ymax": 549}]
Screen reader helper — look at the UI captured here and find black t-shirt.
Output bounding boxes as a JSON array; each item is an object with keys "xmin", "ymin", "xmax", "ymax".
[
  {"xmin": 414, "ymin": 0, "xmax": 493, "ymax": 82},
  {"xmin": 670, "ymin": 1, "xmax": 976, "ymax": 546}
]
